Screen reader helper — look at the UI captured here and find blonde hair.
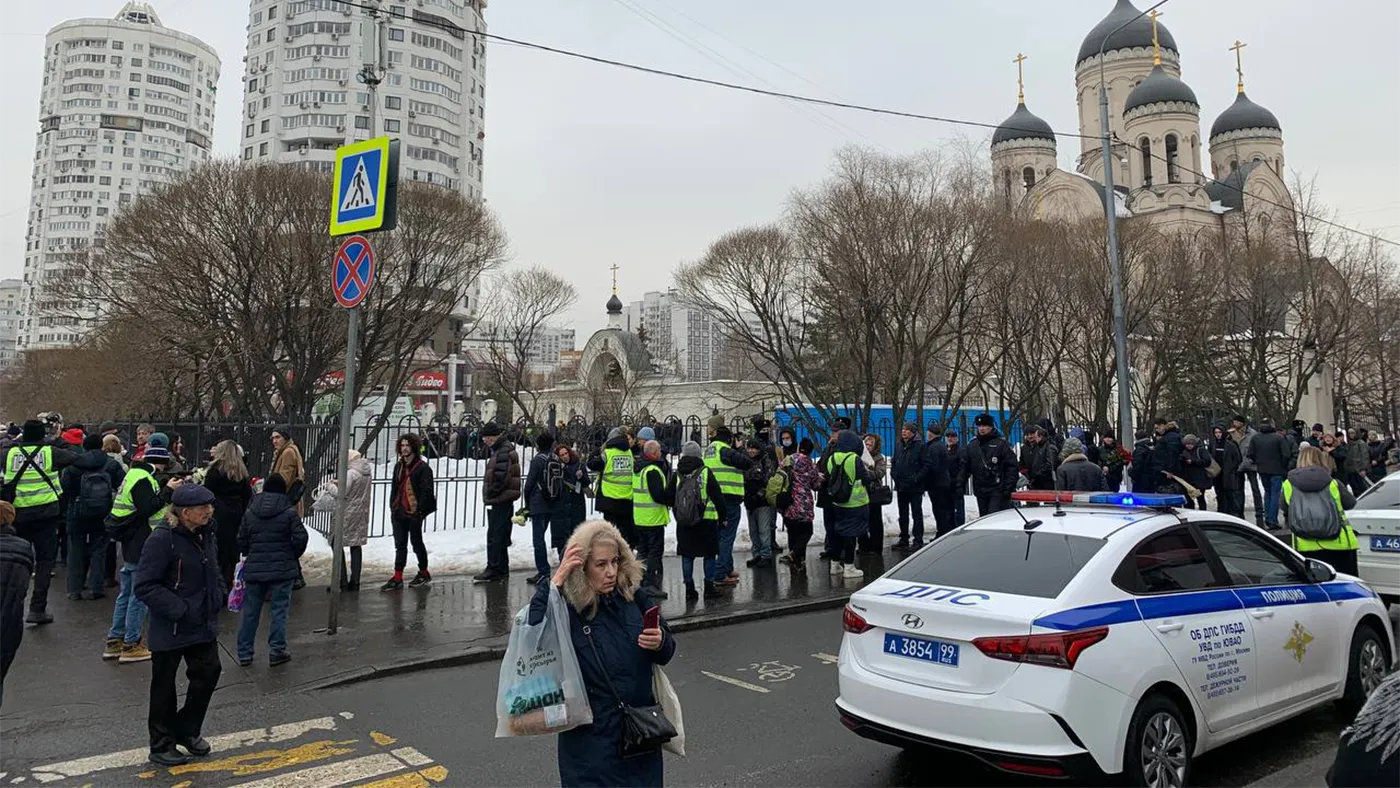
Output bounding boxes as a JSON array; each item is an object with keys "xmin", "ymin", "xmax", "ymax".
[
  {"xmin": 209, "ymin": 440, "xmax": 248, "ymax": 482},
  {"xmin": 562, "ymin": 520, "xmax": 644, "ymax": 619},
  {"xmin": 1296, "ymin": 445, "xmax": 1329, "ymax": 471},
  {"xmin": 102, "ymin": 435, "xmax": 124, "ymax": 454}
]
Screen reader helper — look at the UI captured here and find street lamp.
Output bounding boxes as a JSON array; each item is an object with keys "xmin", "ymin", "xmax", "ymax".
[{"xmin": 1098, "ymin": 0, "xmax": 1169, "ymax": 441}]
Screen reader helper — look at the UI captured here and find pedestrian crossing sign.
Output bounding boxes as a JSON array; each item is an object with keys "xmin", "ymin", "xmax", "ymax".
[{"xmin": 330, "ymin": 136, "xmax": 399, "ymax": 236}]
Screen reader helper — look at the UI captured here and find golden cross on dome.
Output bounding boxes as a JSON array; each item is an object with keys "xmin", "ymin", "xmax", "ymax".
[
  {"xmin": 610, "ymin": 263, "xmax": 620, "ymax": 295},
  {"xmin": 1013, "ymin": 53, "xmax": 1028, "ymax": 103},
  {"xmin": 1149, "ymin": 10, "xmax": 1164, "ymax": 66},
  {"xmin": 1230, "ymin": 39, "xmax": 1248, "ymax": 94}
]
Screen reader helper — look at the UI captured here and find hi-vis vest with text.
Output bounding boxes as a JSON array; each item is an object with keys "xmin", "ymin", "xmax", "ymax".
[
  {"xmin": 703, "ymin": 441, "xmax": 744, "ymax": 498},
  {"xmin": 3, "ymin": 446, "xmax": 59, "ymax": 510},
  {"xmin": 632, "ymin": 464, "xmax": 669, "ymax": 527},
  {"xmin": 110, "ymin": 467, "xmax": 168, "ymax": 530},
  {"xmin": 600, "ymin": 447, "xmax": 634, "ymax": 500},
  {"xmin": 830, "ymin": 451, "xmax": 870, "ymax": 509}
]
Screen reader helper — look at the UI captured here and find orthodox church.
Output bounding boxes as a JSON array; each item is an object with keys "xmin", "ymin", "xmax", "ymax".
[{"xmin": 991, "ymin": 0, "xmax": 1292, "ymax": 232}]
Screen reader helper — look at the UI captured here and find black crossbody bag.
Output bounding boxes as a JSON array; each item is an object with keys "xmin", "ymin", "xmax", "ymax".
[{"xmin": 582, "ymin": 624, "xmax": 676, "ymax": 759}]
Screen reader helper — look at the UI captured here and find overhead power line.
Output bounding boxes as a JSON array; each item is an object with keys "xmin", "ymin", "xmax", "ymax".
[{"xmin": 324, "ymin": 0, "xmax": 1398, "ymax": 248}]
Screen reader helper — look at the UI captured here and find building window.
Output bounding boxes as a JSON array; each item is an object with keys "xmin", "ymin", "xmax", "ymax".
[
  {"xmin": 389, "ymin": 28, "xmax": 404, "ymax": 41},
  {"xmin": 1165, "ymin": 134, "xmax": 1180, "ymax": 183},
  {"xmin": 261, "ymin": 119, "xmax": 270, "ymax": 133},
  {"xmin": 268, "ymin": 5, "xmax": 278, "ymax": 19},
  {"xmin": 385, "ymin": 95, "xmax": 402, "ymax": 110},
  {"xmin": 245, "ymin": 123, "xmax": 254, "ymax": 138},
  {"xmin": 1139, "ymin": 137, "xmax": 1152, "ymax": 187},
  {"xmin": 354, "ymin": 115, "xmax": 370, "ymax": 129},
  {"xmin": 1022, "ymin": 166, "xmax": 1036, "ymax": 190},
  {"xmin": 259, "ymin": 142, "xmax": 268, "ymax": 157},
  {"xmin": 384, "ymin": 119, "xmax": 400, "ymax": 132},
  {"xmin": 1229, "ymin": 157, "xmax": 1238, "ymax": 173}
]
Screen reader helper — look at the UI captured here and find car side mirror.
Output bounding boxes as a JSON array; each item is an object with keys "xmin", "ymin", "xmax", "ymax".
[{"xmin": 1305, "ymin": 558, "xmax": 1336, "ymax": 584}]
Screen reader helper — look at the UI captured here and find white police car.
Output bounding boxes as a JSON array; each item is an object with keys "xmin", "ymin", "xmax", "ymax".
[{"xmin": 836, "ymin": 492, "xmax": 1395, "ymax": 787}]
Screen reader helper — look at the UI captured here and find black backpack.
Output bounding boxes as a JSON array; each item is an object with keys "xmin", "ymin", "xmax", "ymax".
[
  {"xmin": 542, "ymin": 457, "xmax": 565, "ymax": 502},
  {"xmin": 824, "ymin": 455, "xmax": 854, "ymax": 505},
  {"xmin": 673, "ymin": 469, "xmax": 706, "ymax": 529},
  {"xmin": 74, "ymin": 469, "xmax": 115, "ymax": 521}
]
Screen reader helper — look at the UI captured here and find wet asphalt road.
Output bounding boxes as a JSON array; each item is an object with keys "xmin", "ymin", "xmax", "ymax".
[{"xmin": 2, "ymin": 607, "xmax": 1387, "ymax": 787}]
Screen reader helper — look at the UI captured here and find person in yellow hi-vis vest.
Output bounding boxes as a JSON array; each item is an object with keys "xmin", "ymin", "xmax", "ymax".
[
  {"xmin": 1, "ymin": 420, "xmax": 77, "ymax": 625},
  {"xmin": 588, "ymin": 427, "xmax": 638, "ymax": 549},
  {"xmin": 632, "ymin": 440, "xmax": 671, "ymax": 599},
  {"xmin": 823, "ymin": 429, "xmax": 875, "ymax": 581},
  {"xmin": 1281, "ymin": 445, "xmax": 1359, "ymax": 575},
  {"xmin": 103, "ymin": 436, "xmax": 176, "ymax": 663},
  {"xmin": 703, "ymin": 417, "xmax": 752, "ymax": 588}
]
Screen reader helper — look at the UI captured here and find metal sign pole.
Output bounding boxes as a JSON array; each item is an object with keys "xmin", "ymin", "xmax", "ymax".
[{"xmin": 328, "ymin": 305, "xmax": 360, "ymax": 634}]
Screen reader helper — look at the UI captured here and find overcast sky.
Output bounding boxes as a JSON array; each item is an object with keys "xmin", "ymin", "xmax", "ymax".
[{"xmin": 4, "ymin": 0, "xmax": 1397, "ymax": 338}]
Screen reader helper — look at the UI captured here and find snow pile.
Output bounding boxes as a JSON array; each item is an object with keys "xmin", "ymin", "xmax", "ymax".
[{"xmin": 300, "ymin": 488, "xmax": 982, "ymax": 581}]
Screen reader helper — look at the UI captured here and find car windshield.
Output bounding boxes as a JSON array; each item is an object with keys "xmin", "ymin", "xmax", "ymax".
[
  {"xmin": 888, "ymin": 528, "xmax": 1107, "ymax": 598},
  {"xmin": 1355, "ymin": 480, "xmax": 1398, "ymax": 510}
]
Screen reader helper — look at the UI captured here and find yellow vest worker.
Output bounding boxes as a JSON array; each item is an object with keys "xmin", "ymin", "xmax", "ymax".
[{"xmin": 633, "ymin": 441, "xmax": 670, "ymax": 598}]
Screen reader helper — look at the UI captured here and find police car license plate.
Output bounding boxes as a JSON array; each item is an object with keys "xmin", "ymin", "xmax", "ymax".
[
  {"xmin": 1370, "ymin": 535, "xmax": 1400, "ymax": 553},
  {"xmin": 883, "ymin": 633, "xmax": 959, "ymax": 667}
]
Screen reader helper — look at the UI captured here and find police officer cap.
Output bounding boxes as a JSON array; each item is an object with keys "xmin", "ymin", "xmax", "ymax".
[{"xmin": 973, "ymin": 413, "xmax": 995, "ymax": 428}]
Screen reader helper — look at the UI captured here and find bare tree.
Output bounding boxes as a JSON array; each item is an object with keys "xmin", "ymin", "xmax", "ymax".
[{"xmin": 475, "ymin": 266, "xmax": 577, "ymax": 425}]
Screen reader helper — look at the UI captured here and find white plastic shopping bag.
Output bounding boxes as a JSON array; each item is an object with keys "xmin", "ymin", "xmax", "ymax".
[
  {"xmin": 655, "ymin": 666, "xmax": 685, "ymax": 756},
  {"xmin": 495, "ymin": 584, "xmax": 593, "ymax": 737}
]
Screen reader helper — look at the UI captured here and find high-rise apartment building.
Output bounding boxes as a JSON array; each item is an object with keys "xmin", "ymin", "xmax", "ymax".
[
  {"xmin": 239, "ymin": 0, "xmax": 486, "ymax": 200},
  {"xmin": 0, "ymin": 280, "xmax": 23, "ymax": 372},
  {"xmin": 623, "ymin": 290, "xmax": 756, "ymax": 382},
  {"xmin": 19, "ymin": 3, "xmax": 220, "ymax": 351}
]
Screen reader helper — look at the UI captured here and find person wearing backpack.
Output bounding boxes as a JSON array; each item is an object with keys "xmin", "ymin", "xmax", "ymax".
[
  {"xmin": 1, "ymin": 419, "xmax": 78, "ymax": 625},
  {"xmin": 103, "ymin": 440, "xmax": 175, "ymax": 663},
  {"xmin": 673, "ymin": 441, "xmax": 724, "ymax": 601},
  {"xmin": 779, "ymin": 439, "xmax": 821, "ymax": 572},
  {"xmin": 1281, "ymin": 445, "xmax": 1358, "ymax": 575},
  {"xmin": 823, "ymin": 429, "xmax": 873, "ymax": 580},
  {"xmin": 60, "ymin": 434, "xmax": 125, "ymax": 601},
  {"xmin": 522, "ymin": 432, "xmax": 560, "ymax": 586}
]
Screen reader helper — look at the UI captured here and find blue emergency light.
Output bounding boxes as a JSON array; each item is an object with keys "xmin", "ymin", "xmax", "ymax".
[{"xmin": 1010, "ymin": 491, "xmax": 1187, "ymax": 508}]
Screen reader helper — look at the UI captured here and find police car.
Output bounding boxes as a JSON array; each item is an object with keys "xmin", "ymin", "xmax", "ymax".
[
  {"xmin": 1348, "ymin": 470, "xmax": 1399, "ymax": 608},
  {"xmin": 836, "ymin": 492, "xmax": 1395, "ymax": 787}
]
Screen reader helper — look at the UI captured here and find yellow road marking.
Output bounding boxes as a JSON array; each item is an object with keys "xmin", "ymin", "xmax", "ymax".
[
  {"xmin": 352, "ymin": 766, "xmax": 449, "ymax": 788},
  {"xmin": 171, "ymin": 782, "xmax": 192, "ymax": 788},
  {"xmin": 700, "ymin": 670, "xmax": 771, "ymax": 693},
  {"xmin": 168, "ymin": 740, "xmax": 358, "ymax": 777},
  {"xmin": 368, "ymin": 732, "xmax": 397, "ymax": 746}
]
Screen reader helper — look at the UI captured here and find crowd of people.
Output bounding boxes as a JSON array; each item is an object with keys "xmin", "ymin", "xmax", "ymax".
[{"xmin": 0, "ymin": 416, "xmax": 319, "ymax": 766}]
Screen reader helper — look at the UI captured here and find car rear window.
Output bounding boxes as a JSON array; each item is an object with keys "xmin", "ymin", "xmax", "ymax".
[
  {"xmin": 1356, "ymin": 480, "xmax": 1398, "ymax": 510},
  {"xmin": 888, "ymin": 529, "xmax": 1107, "ymax": 598}
]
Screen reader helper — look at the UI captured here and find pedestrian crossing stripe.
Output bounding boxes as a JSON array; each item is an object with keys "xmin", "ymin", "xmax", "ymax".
[
  {"xmin": 330, "ymin": 137, "xmax": 395, "ymax": 237},
  {"xmin": 19, "ymin": 714, "xmax": 448, "ymax": 788}
]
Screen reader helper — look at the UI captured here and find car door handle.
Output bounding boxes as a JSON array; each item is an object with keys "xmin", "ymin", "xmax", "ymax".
[
  {"xmin": 1249, "ymin": 608, "xmax": 1275, "ymax": 619},
  {"xmin": 1155, "ymin": 622, "xmax": 1184, "ymax": 633}
]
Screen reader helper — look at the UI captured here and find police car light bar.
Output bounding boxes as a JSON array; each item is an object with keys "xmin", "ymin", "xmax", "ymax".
[{"xmin": 1010, "ymin": 491, "xmax": 1187, "ymax": 508}]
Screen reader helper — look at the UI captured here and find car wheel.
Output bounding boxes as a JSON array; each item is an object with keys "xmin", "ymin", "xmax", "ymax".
[
  {"xmin": 1124, "ymin": 694, "xmax": 1192, "ymax": 788},
  {"xmin": 1339, "ymin": 624, "xmax": 1389, "ymax": 714}
]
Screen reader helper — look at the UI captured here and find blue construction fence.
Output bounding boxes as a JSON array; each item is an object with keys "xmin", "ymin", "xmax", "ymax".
[{"xmin": 771, "ymin": 404, "xmax": 1023, "ymax": 455}]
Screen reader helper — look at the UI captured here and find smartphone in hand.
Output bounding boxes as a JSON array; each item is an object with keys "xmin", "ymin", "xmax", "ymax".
[{"xmin": 643, "ymin": 605, "xmax": 660, "ymax": 631}]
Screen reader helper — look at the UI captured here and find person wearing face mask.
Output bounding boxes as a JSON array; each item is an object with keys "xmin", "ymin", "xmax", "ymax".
[
  {"xmin": 528, "ymin": 520, "xmax": 676, "ymax": 787},
  {"xmin": 134, "ymin": 483, "xmax": 224, "ymax": 767}
]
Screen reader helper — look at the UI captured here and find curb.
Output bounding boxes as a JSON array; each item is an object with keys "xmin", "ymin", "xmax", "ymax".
[{"xmin": 306, "ymin": 592, "xmax": 852, "ymax": 691}]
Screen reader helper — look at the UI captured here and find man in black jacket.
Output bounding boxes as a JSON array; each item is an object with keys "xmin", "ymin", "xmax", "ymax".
[
  {"xmin": 945, "ymin": 430, "xmax": 969, "ymax": 527},
  {"xmin": 1246, "ymin": 421, "xmax": 1291, "ymax": 529},
  {"xmin": 889, "ymin": 423, "xmax": 925, "ymax": 551},
  {"xmin": 0, "ymin": 501, "xmax": 33, "ymax": 708},
  {"xmin": 1130, "ymin": 431, "xmax": 1156, "ymax": 493},
  {"xmin": 521, "ymin": 432, "xmax": 558, "ymax": 585},
  {"xmin": 967, "ymin": 415, "xmax": 1018, "ymax": 516},
  {"xmin": 922, "ymin": 424, "xmax": 954, "ymax": 542},
  {"xmin": 1020, "ymin": 426, "xmax": 1057, "ymax": 491},
  {"xmin": 1209, "ymin": 424, "xmax": 1245, "ymax": 518},
  {"xmin": 60, "ymin": 434, "xmax": 125, "ymax": 601},
  {"xmin": 382, "ymin": 433, "xmax": 436, "ymax": 590},
  {"xmin": 476, "ymin": 423, "xmax": 519, "ymax": 585},
  {"xmin": 1151, "ymin": 418, "xmax": 1185, "ymax": 494}
]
